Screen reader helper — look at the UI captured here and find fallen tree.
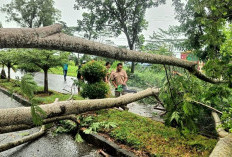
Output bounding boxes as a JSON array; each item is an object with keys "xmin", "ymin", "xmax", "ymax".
[
  {"xmin": 0, "ymin": 88, "xmax": 159, "ymax": 127},
  {"xmin": 0, "ymin": 24, "xmax": 225, "ymax": 84},
  {"xmin": 0, "ymin": 24, "xmax": 231, "ymax": 156}
]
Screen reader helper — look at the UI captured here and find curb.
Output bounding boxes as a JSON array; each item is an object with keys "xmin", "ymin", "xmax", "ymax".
[
  {"xmin": 0, "ymin": 86, "xmax": 31, "ymax": 106},
  {"xmin": 80, "ymin": 131, "xmax": 137, "ymax": 157}
]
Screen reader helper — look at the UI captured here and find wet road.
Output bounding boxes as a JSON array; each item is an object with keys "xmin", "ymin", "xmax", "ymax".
[{"xmin": 0, "ymin": 92, "xmax": 101, "ymax": 157}]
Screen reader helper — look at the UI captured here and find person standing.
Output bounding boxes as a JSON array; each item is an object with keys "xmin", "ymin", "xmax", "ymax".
[
  {"xmin": 63, "ymin": 63, "xmax": 68, "ymax": 81},
  {"xmin": 111, "ymin": 63, "xmax": 128, "ymax": 97}
]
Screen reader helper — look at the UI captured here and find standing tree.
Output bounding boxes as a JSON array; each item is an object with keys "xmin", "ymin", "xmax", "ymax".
[
  {"xmin": 0, "ymin": 50, "xmax": 18, "ymax": 81},
  {"xmin": 74, "ymin": 0, "xmax": 165, "ymax": 73},
  {"xmin": 172, "ymin": 0, "xmax": 232, "ymax": 60},
  {"xmin": 18, "ymin": 49, "xmax": 69, "ymax": 93},
  {"xmin": 0, "ymin": 0, "xmax": 60, "ymax": 28}
]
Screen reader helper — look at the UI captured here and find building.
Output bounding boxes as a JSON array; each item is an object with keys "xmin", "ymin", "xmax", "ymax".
[{"xmin": 181, "ymin": 51, "xmax": 204, "ymax": 71}]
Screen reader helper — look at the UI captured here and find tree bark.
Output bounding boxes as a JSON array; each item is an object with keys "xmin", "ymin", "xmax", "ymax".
[
  {"xmin": 0, "ymin": 125, "xmax": 46, "ymax": 152},
  {"xmin": 0, "ymin": 114, "xmax": 77, "ymax": 134},
  {"xmin": 0, "ymin": 88, "xmax": 159, "ymax": 127},
  {"xmin": 0, "ymin": 24, "xmax": 225, "ymax": 84},
  {"xmin": 7, "ymin": 65, "xmax": 10, "ymax": 81},
  {"xmin": 44, "ymin": 68, "xmax": 48, "ymax": 93},
  {"xmin": 209, "ymin": 112, "xmax": 232, "ymax": 157},
  {"xmin": 131, "ymin": 61, "xmax": 135, "ymax": 73}
]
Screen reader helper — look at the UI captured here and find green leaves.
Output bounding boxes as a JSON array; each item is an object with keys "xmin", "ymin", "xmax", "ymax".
[
  {"xmin": 170, "ymin": 111, "xmax": 180, "ymax": 123},
  {"xmin": 80, "ymin": 60, "xmax": 109, "ymax": 99},
  {"xmin": 172, "ymin": 0, "xmax": 232, "ymax": 61},
  {"xmin": 31, "ymin": 104, "xmax": 47, "ymax": 126},
  {"xmin": 77, "ymin": 115, "xmax": 117, "ymax": 136},
  {"xmin": 81, "ymin": 60, "xmax": 107, "ymax": 83},
  {"xmin": 21, "ymin": 74, "xmax": 38, "ymax": 100},
  {"xmin": 75, "ymin": 133, "xmax": 84, "ymax": 143},
  {"xmin": 1, "ymin": 0, "xmax": 60, "ymax": 28}
]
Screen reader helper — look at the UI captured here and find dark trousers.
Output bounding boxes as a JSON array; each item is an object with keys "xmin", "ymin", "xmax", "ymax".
[{"xmin": 63, "ymin": 70, "xmax": 67, "ymax": 81}]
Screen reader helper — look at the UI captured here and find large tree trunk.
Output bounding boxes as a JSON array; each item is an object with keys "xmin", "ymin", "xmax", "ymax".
[
  {"xmin": 0, "ymin": 24, "xmax": 224, "ymax": 84},
  {"xmin": 44, "ymin": 68, "xmax": 48, "ymax": 93},
  {"xmin": 0, "ymin": 88, "xmax": 159, "ymax": 127},
  {"xmin": 209, "ymin": 112, "xmax": 232, "ymax": 157}
]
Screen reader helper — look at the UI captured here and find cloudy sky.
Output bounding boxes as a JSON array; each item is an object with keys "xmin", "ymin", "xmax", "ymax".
[{"xmin": 0, "ymin": 0, "xmax": 180, "ymax": 46}]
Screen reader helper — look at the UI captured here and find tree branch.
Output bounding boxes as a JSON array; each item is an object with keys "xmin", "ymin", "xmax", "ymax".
[
  {"xmin": 192, "ymin": 101, "xmax": 223, "ymax": 114},
  {"xmin": 0, "ymin": 125, "xmax": 46, "ymax": 152}
]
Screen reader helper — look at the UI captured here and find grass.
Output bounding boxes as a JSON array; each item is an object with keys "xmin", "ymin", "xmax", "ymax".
[
  {"xmin": 0, "ymin": 79, "xmax": 83, "ymax": 104},
  {"xmin": 93, "ymin": 109, "xmax": 217, "ymax": 157},
  {"xmin": 49, "ymin": 61, "xmax": 78, "ymax": 77},
  {"xmin": 127, "ymin": 66, "xmax": 166, "ymax": 89}
]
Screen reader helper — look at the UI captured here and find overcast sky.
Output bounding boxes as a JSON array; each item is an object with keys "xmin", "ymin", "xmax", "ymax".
[{"xmin": 0, "ymin": 0, "xmax": 180, "ymax": 46}]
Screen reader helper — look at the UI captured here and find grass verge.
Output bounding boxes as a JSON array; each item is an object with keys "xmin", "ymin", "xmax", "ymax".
[
  {"xmin": 93, "ymin": 109, "xmax": 217, "ymax": 157},
  {"xmin": 0, "ymin": 79, "xmax": 83, "ymax": 104},
  {"xmin": 49, "ymin": 61, "xmax": 77, "ymax": 77}
]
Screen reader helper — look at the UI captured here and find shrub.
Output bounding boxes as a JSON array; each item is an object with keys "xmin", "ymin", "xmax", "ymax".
[
  {"xmin": 81, "ymin": 81, "xmax": 109, "ymax": 99},
  {"xmin": 81, "ymin": 60, "xmax": 107, "ymax": 83}
]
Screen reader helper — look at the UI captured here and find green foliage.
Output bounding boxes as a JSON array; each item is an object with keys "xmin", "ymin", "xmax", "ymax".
[
  {"xmin": 81, "ymin": 81, "xmax": 109, "ymax": 99},
  {"xmin": 49, "ymin": 61, "xmax": 77, "ymax": 77},
  {"xmin": 77, "ymin": 115, "xmax": 117, "ymax": 134},
  {"xmin": 81, "ymin": 60, "xmax": 107, "ymax": 83},
  {"xmin": 172, "ymin": 0, "xmax": 232, "ymax": 60},
  {"xmin": 222, "ymin": 104, "xmax": 232, "ymax": 133},
  {"xmin": 75, "ymin": 0, "xmax": 165, "ymax": 73},
  {"xmin": 17, "ymin": 63, "xmax": 41, "ymax": 73},
  {"xmin": 31, "ymin": 104, "xmax": 46, "ymax": 126},
  {"xmin": 160, "ymin": 72, "xmax": 207, "ymax": 133},
  {"xmin": 0, "ymin": 49, "xmax": 18, "ymax": 80},
  {"xmin": 160, "ymin": 70, "xmax": 232, "ymax": 134},
  {"xmin": 169, "ymin": 0, "xmax": 232, "ymax": 134},
  {"xmin": 94, "ymin": 109, "xmax": 216, "ymax": 156},
  {"xmin": 127, "ymin": 64, "xmax": 166, "ymax": 89},
  {"xmin": 0, "ymin": 0, "xmax": 61, "ymax": 28},
  {"xmin": 17, "ymin": 49, "xmax": 69, "ymax": 71},
  {"xmin": 80, "ymin": 60, "xmax": 109, "ymax": 99},
  {"xmin": 20, "ymin": 74, "xmax": 47, "ymax": 125},
  {"xmin": 54, "ymin": 120, "xmax": 77, "ymax": 134},
  {"xmin": 21, "ymin": 74, "xmax": 38, "ymax": 100},
  {"xmin": 75, "ymin": 133, "xmax": 84, "ymax": 143},
  {"xmin": 17, "ymin": 49, "xmax": 69, "ymax": 93}
]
